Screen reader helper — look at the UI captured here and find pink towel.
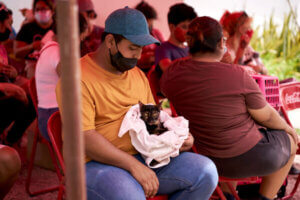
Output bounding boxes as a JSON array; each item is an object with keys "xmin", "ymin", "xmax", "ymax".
[{"xmin": 118, "ymin": 104, "xmax": 189, "ymax": 168}]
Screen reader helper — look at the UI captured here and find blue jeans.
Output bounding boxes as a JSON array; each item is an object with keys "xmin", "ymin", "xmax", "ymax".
[
  {"xmin": 86, "ymin": 152, "xmax": 218, "ymax": 200},
  {"xmin": 37, "ymin": 107, "xmax": 59, "ymax": 141}
]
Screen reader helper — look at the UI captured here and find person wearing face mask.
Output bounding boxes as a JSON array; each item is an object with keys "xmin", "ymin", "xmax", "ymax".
[
  {"xmin": 0, "ymin": 4, "xmax": 12, "ymax": 43},
  {"xmin": 135, "ymin": 1, "xmax": 164, "ymax": 73},
  {"xmin": 154, "ymin": 3, "xmax": 197, "ymax": 78},
  {"xmin": 56, "ymin": 7, "xmax": 218, "ymax": 200},
  {"xmin": 78, "ymin": 0, "xmax": 104, "ymax": 57},
  {"xmin": 14, "ymin": 0, "xmax": 54, "ymax": 78},
  {"xmin": 220, "ymin": 11, "xmax": 268, "ymax": 75},
  {"xmin": 35, "ymin": 13, "xmax": 88, "ymax": 142},
  {"xmin": 161, "ymin": 16, "xmax": 297, "ymax": 200}
]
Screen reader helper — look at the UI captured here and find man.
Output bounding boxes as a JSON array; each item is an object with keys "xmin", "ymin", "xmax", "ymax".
[
  {"xmin": 77, "ymin": 0, "xmax": 104, "ymax": 57},
  {"xmin": 154, "ymin": 3, "xmax": 197, "ymax": 78},
  {"xmin": 56, "ymin": 7, "xmax": 218, "ymax": 200}
]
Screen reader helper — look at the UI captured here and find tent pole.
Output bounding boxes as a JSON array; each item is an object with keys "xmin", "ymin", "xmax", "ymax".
[{"xmin": 56, "ymin": 0, "xmax": 86, "ymax": 199}]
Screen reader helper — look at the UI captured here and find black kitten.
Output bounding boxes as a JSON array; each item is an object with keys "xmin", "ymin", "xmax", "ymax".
[{"xmin": 139, "ymin": 101, "xmax": 168, "ymax": 135}]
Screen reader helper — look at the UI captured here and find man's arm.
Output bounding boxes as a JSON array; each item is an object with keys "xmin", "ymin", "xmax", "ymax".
[
  {"xmin": 158, "ymin": 58, "xmax": 172, "ymax": 72},
  {"xmin": 14, "ymin": 40, "xmax": 41, "ymax": 59},
  {"xmin": 84, "ymin": 129, "xmax": 159, "ymax": 198},
  {"xmin": 248, "ymin": 104, "xmax": 298, "ymax": 145}
]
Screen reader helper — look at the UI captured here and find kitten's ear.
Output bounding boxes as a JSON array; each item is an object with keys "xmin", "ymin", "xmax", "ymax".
[
  {"xmin": 157, "ymin": 101, "xmax": 163, "ymax": 109},
  {"xmin": 138, "ymin": 101, "xmax": 144, "ymax": 108}
]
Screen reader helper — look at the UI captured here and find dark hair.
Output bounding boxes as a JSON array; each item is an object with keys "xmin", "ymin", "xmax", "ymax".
[
  {"xmin": 33, "ymin": 0, "xmax": 54, "ymax": 12},
  {"xmin": 0, "ymin": 3, "xmax": 9, "ymax": 22},
  {"xmin": 101, "ymin": 32, "xmax": 125, "ymax": 44},
  {"xmin": 52, "ymin": 13, "xmax": 88, "ymax": 36},
  {"xmin": 219, "ymin": 11, "xmax": 249, "ymax": 36},
  {"xmin": 167, "ymin": 3, "xmax": 197, "ymax": 25},
  {"xmin": 135, "ymin": 1, "xmax": 157, "ymax": 20},
  {"xmin": 7, "ymin": 9, "xmax": 12, "ymax": 15},
  {"xmin": 187, "ymin": 16, "xmax": 223, "ymax": 54}
]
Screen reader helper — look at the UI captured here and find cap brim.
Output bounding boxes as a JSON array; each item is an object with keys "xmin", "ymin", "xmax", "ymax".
[{"xmin": 124, "ymin": 34, "xmax": 160, "ymax": 46}]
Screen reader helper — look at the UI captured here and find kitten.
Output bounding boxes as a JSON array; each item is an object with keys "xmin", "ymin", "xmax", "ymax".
[{"xmin": 139, "ymin": 101, "xmax": 168, "ymax": 135}]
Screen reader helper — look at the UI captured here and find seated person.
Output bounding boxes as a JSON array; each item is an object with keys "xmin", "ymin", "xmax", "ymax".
[
  {"xmin": 78, "ymin": 0, "xmax": 104, "ymax": 57},
  {"xmin": 160, "ymin": 16, "xmax": 297, "ymax": 200},
  {"xmin": 220, "ymin": 11, "xmax": 268, "ymax": 75},
  {"xmin": 0, "ymin": 144, "xmax": 21, "ymax": 199},
  {"xmin": 0, "ymin": 82, "xmax": 35, "ymax": 146},
  {"xmin": 14, "ymin": 0, "xmax": 55, "ymax": 78},
  {"xmin": 35, "ymin": 13, "xmax": 88, "ymax": 141},
  {"xmin": 154, "ymin": 3, "xmax": 197, "ymax": 78},
  {"xmin": 56, "ymin": 7, "xmax": 218, "ymax": 200},
  {"xmin": 0, "ymin": 44, "xmax": 35, "ymax": 146},
  {"xmin": 135, "ymin": 1, "xmax": 164, "ymax": 73}
]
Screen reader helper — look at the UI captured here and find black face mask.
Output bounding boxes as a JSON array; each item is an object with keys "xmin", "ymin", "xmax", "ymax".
[
  {"xmin": 0, "ymin": 29, "xmax": 11, "ymax": 42},
  {"xmin": 109, "ymin": 44, "xmax": 138, "ymax": 73}
]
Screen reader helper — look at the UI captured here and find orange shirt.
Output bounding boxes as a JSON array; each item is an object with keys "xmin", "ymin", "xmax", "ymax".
[{"xmin": 56, "ymin": 54, "xmax": 155, "ymax": 162}]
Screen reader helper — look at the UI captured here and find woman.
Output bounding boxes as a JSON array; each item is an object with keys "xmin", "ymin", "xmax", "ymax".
[
  {"xmin": 14, "ymin": 0, "xmax": 54, "ymax": 78},
  {"xmin": 35, "ymin": 13, "xmax": 88, "ymax": 141},
  {"xmin": 160, "ymin": 16, "xmax": 297, "ymax": 200},
  {"xmin": 220, "ymin": 11, "xmax": 268, "ymax": 75}
]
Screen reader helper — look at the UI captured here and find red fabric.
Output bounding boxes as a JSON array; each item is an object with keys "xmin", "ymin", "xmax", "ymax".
[{"xmin": 160, "ymin": 59, "xmax": 266, "ymax": 158}]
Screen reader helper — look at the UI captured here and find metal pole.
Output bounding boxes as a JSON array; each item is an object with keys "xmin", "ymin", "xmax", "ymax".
[{"xmin": 56, "ymin": 0, "xmax": 86, "ymax": 199}]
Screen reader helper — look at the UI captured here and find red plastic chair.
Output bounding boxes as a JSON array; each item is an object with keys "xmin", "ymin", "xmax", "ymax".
[
  {"xmin": 47, "ymin": 111, "xmax": 65, "ymax": 200},
  {"xmin": 147, "ymin": 195, "xmax": 168, "ymax": 200},
  {"xmin": 48, "ymin": 111, "xmax": 168, "ymax": 200},
  {"xmin": 26, "ymin": 77, "xmax": 61, "ymax": 196},
  {"xmin": 147, "ymin": 65, "xmax": 164, "ymax": 104},
  {"xmin": 279, "ymin": 81, "xmax": 300, "ymax": 200}
]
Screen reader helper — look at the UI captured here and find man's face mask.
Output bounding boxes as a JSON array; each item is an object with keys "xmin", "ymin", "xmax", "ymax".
[
  {"xmin": 35, "ymin": 10, "xmax": 52, "ymax": 24},
  {"xmin": 174, "ymin": 26, "xmax": 186, "ymax": 43},
  {"xmin": 109, "ymin": 41, "xmax": 138, "ymax": 73}
]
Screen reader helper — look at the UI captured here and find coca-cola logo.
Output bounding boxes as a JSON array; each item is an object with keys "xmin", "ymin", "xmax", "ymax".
[
  {"xmin": 280, "ymin": 83, "xmax": 300, "ymax": 111},
  {"xmin": 285, "ymin": 92, "xmax": 300, "ymax": 105}
]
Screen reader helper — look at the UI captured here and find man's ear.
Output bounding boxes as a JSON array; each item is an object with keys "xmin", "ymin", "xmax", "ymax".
[
  {"xmin": 105, "ymin": 34, "xmax": 115, "ymax": 49},
  {"xmin": 169, "ymin": 24, "xmax": 175, "ymax": 33}
]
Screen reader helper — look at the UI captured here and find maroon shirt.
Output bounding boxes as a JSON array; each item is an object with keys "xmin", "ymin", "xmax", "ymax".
[{"xmin": 160, "ymin": 59, "xmax": 266, "ymax": 158}]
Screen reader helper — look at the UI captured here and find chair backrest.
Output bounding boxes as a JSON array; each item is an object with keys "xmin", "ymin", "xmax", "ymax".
[
  {"xmin": 47, "ymin": 111, "xmax": 65, "ymax": 171},
  {"xmin": 147, "ymin": 65, "xmax": 162, "ymax": 104},
  {"xmin": 28, "ymin": 77, "xmax": 38, "ymax": 113},
  {"xmin": 279, "ymin": 81, "xmax": 300, "ymax": 128}
]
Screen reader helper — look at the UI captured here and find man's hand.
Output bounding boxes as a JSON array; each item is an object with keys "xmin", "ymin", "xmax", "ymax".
[
  {"xmin": 180, "ymin": 133, "xmax": 194, "ymax": 152},
  {"xmin": 32, "ymin": 40, "xmax": 42, "ymax": 50},
  {"xmin": 0, "ymin": 64, "xmax": 18, "ymax": 79},
  {"xmin": 0, "ymin": 83, "xmax": 28, "ymax": 104},
  {"xmin": 129, "ymin": 161, "xmax": 159, "ymax": 198}
]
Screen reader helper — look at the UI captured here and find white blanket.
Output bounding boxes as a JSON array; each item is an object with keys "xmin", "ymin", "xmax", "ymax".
[{"xmin": 118, "ymin": 104, "xmax": 189, "ymax": 168}]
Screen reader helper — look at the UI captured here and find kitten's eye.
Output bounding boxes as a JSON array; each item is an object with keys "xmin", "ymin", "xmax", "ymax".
[
  {"xmin": 144, "ymin": 112, "xmax": 149, "ymax": 117},
  {"xmin": 152, "ymin": 112, "xmax": 159, "ymax": 118}
]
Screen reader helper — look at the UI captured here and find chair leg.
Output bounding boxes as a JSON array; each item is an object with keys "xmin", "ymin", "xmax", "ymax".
[
  {"xmin": 45, "ymin": 141, "xmax": 63, "ymax": 181},
  {"xmin": 280, "ymin": 174, "xmax": 300, "ymax": 200},
  {"xmin": 25, "ymin": 128, "xmax": 59, "ymax": 196},
  {"xmin": 214, "ymin": 185, "xmax": 227, "ymax": 200},
  {"xmin": 226, "ymin": 182, "xmax": 240, "ymax": 200}
]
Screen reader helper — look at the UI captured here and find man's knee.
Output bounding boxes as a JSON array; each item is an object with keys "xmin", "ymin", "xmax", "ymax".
[
  {"xmin": 181, "ymin": 152, "xmax": 218, "ymax": 190},
  {"xmin": 0, "ymin": 146, "xmax": 21, "ymax": 181},
  {"xmin": 87, "ymin": 167, "xmax": 145, "ymax": 200}
]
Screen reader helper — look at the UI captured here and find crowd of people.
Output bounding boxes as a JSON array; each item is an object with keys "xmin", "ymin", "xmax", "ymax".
[{"xmin": 0, "ymin": 0, "xmax": 298, "ymax": 199}]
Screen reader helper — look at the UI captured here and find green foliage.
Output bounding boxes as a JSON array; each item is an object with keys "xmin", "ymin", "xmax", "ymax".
[{"xmin": 251, "ymin": 12, "xmax": 300, "ymax": 80}]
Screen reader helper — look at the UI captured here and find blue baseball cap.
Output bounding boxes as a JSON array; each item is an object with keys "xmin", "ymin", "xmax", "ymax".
[{"xmin": 104, "ymin": 6, "xmax": 160, "ymax": 46}]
